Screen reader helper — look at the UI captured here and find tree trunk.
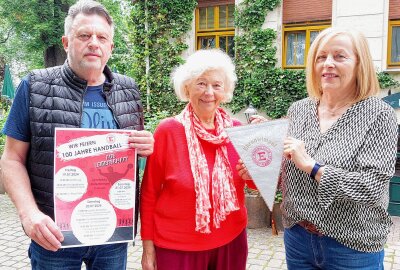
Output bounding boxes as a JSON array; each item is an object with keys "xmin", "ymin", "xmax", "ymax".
[
  {"xmin": 44, "ymin": 45, "xmax": 66, "ymax": 67},
  {"xmin": 0, "ymin": 56, "xmax": 6, "ymax": 83}
]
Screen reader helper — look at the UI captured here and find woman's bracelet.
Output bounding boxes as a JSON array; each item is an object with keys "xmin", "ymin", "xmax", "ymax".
[{"xmin": 310, "ymin": 162, "xmax": 323, "ymax": 180}]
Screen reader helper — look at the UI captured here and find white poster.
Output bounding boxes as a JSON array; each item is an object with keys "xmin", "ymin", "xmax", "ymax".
[
  {"xmin": 226, "ymin": 119, "xmax": 288, "ymax": 211},
  {"xmin": 54, "ymin": 128, "xmax": 136, "ymax": 248}
]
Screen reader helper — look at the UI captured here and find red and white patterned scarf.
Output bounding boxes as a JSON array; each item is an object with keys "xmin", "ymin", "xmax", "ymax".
[{"xmin": 176, "ymin": 103, "xmax": 239, "ymax": 233}]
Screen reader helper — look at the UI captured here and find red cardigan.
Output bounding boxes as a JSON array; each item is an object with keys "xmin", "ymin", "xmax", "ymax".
[{"xmin": 140, "ymin": 117, "xmax": 256, "ymax": 251}]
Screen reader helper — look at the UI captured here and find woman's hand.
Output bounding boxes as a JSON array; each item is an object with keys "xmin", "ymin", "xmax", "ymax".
[
  {"xmin": 249, "ymin": 115, "xmax": 267, "ymax": 124},
  {"xmin": 283, "ymin": 137, "xmax": 315, "ymax": 175},
  {"xmin": 142, "ymin": 240, "xmax": 157, "ymax": 270},
  {"xmin": 236, "ymin": 159, "xmax": 252, "ymax": 180}
]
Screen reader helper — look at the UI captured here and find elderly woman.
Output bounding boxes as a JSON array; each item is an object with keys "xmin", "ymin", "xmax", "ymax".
[
  {"xmin": 281, "ymin": 28, "xmax": 398, "ymax": 269},
  {"xmin": 140, "ymin": 49, "xmax": 256, "ymax": 270}
]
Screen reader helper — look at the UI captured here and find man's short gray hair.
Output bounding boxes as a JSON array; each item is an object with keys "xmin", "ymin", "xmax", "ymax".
[{"xmin": 64, "ymin": 0, "xmax": 114, "ymax": 36}]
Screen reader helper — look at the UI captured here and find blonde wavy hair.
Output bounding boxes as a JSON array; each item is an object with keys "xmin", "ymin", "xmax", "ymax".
[{"xmin": 306, "ymin": 27, "xmax": 380, "ymax": 102}]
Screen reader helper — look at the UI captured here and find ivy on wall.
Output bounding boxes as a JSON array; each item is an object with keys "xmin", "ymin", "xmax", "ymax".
[
  {"xmin": 129, "ymin": 0, "xmax": 196, "ymax": 115},
  {"xmin": 235, "ymin": 0, "xmax": 281, "ymax": 31},
  {"xmin": 128, "ymin": 0, "xmax": 397, "ymax": 121},
  {"xmin": 377, "ymin": 71, "xmax": 400, "ymax": 90},
  {"xmin": 230, "ymin": 0, "xmax": 308, "ymax": 118}
]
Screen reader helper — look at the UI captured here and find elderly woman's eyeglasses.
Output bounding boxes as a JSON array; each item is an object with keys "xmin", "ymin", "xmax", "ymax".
[
  {"xmin": 316, "ymin": 54, "xmax": 352, "ymax": 64},
  {"xmin": 195, "ymin": 81, "xmax": 225, "ymax": 92}
]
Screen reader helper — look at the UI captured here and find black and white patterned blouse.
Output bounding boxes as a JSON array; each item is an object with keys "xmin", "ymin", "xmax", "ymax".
[{"xmin": 282, "ymin": 96, "xmax": 398, "ymax": 252}]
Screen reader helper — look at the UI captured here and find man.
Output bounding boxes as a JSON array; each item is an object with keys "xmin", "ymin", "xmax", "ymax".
[{"xmin": 0, "ymin": 0, "xmax": 154, "ymax": 269}]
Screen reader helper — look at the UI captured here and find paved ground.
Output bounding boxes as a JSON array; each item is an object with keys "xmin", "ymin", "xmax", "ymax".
[{"xmin": 1, "ymin": 193, "xmax": 399, "ymax": 269}]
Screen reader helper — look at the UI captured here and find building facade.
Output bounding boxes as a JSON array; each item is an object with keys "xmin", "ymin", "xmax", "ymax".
[{"xmin": 185, "ymin": 0, "xmax": 400, "ymax": 83}]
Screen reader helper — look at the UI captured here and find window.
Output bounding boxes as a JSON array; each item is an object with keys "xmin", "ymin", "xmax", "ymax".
[
  {"xmin": 283, "ymin": 23, "xmax": 330, "ymax": 69},
  {"xmin": 196, "ymin": 4, "xmax": 235, "ymax": 57},
  {"xmin": 388, "ymin": 20, "xmax": 400, "ymax": 68}
]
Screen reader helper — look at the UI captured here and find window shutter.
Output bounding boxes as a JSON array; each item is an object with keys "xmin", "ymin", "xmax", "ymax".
[
  {"xmin": 390, "ymin": 0, "xmax": 400, "ymax": 20},
  {"xmin": 283, "ymin": 0, "xmax": 332, "ymax": 24},
  {"xmin": 197, "ymin": 0, "xmax": 234, "ymax": 8}
]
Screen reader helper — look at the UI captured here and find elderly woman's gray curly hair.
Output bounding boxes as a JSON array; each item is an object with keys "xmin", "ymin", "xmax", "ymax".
[{"xmin": 172, "ymin": 49, "xmax": 237, "ymax": 103}]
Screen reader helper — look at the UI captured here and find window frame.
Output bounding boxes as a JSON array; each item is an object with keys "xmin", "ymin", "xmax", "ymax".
[
  {"xmin": 282, "ymin": 23, "xmax": 330, "ymax": 69},
  {"xmin": 195, "ymin": 4, "xmax": 235, "ymax": 54},
  {"xmin": 388, "ymin": 20, "xmax": 400, "ymax": 68}
]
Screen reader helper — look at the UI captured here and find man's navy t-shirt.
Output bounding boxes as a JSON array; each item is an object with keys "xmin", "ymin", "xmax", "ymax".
[{"xmin": 3, "ymin": 77, "xmax": 117, "ymax": 141}]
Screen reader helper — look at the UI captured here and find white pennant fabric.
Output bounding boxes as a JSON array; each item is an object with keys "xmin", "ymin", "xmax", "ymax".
[{"xmin": 225, "ymin": 119, "xmax": 289, "ymax": 211}]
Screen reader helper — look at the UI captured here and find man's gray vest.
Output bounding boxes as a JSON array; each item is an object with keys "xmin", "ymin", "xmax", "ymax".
[{"xmin": 28, "ymin": 62, "xmax": 143, "ymax": 220}]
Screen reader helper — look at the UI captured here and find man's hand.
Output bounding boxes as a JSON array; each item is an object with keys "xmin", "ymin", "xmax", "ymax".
[
  {"xmin": 142, "ymin": 240, "xmax": 157, "ymax": 270},
  {"xmin": 21, "ymin": 209, "xmax": 64, "ymax": 251},
  {"xmin": 1, "ymin": 137, "xmax": 63, "ymax": 251},
  {"xmin": 128, "ymin": 130, "xmax": 154, "ymax": 157}
]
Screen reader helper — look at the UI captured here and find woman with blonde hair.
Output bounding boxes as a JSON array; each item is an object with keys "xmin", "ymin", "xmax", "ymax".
[{"xmin": 281, "ymin": 27, "xmax": 397, "ymax": 269}]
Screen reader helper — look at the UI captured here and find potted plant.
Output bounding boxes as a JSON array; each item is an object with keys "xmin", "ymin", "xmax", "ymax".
[
  {"xmin": 245, "ymin": 187, "xmax": 270, "ymax": 228},
  {"xmin": 272, "ymin": 188, "xmax": 284, "ymax": 233},
  {"xmin": 245, "ymin": 186, "xmax": 284, "ymax": 232}
]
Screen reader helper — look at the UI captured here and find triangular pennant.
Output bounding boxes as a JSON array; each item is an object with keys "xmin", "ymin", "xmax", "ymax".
[{"xmin": 226, "ymin": 119, "xmax": 288, "ymax": 211}]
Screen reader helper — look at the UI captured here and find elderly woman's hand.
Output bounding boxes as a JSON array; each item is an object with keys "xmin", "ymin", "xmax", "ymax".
[
  {"xmin": 283, "ymin": 137, "xmax": 315, "ymax": 175},
  {"xmin": 142, "ymin": 240, "xmax": 157, "ymax": 270},
  {"xmin": 249, "ymin": 115, "xmax": 267, "ymax": 124},
  {"xmin": 236, "ymin": 159, "xmax": 252, "ymax": 180}
]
